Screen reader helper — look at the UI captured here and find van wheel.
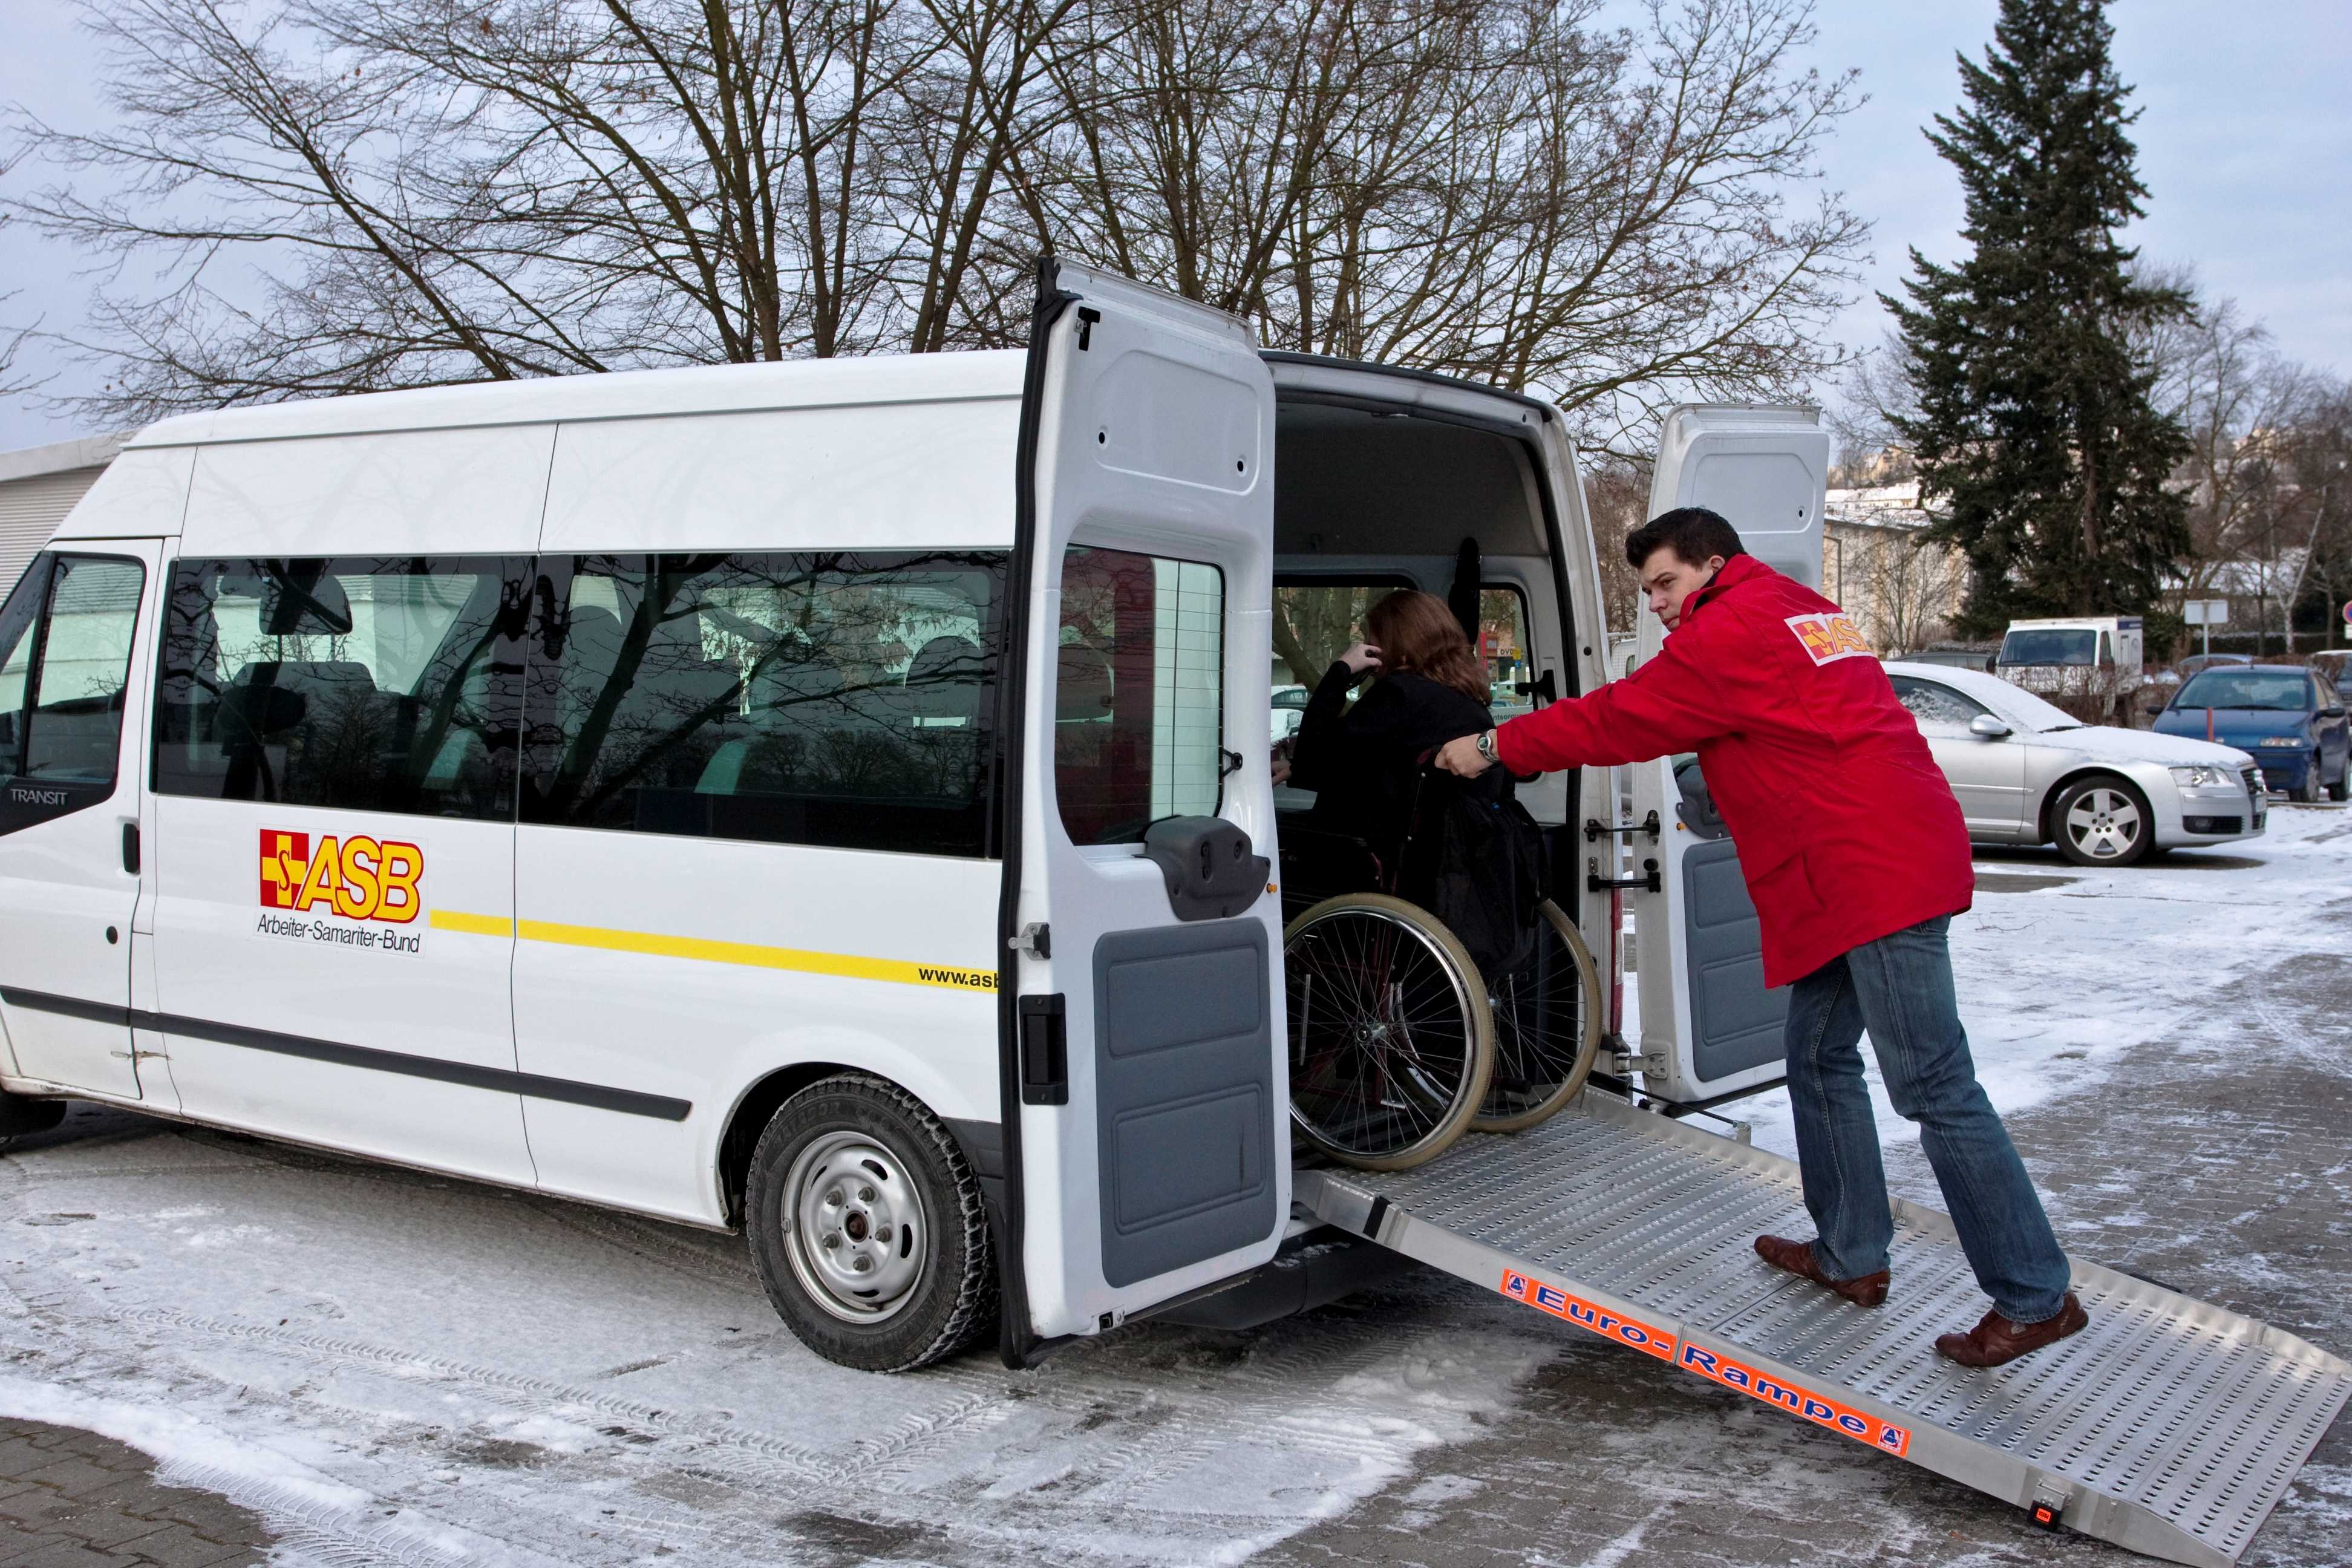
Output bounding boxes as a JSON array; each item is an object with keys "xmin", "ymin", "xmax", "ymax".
[
  {"xmin": 2052, "ymin": 775, "xmax": 2153, "ymax": 867},
  {"xmin": 745, "ymin": 1074, "xmax": 996, "ymax": 1372}
]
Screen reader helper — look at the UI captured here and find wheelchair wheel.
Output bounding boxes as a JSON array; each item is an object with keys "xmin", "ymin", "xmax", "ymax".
[
  {"xmin": 1284, "ymin": 893, "xmax": 1494, "ymax": 1171},
  {"xmin": 1472, "ymin": 899, "xmax": 1602, "ymax": 1132}
]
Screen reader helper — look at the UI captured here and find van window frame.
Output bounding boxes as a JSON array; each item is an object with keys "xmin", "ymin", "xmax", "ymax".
[{"xmin": 0, "ymin": 549, "xmax": 148, "ymax": 837}]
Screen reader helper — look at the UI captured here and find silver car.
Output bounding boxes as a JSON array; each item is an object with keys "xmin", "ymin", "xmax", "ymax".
[{"xmin": 1883, "ymin": 662, "xmax": 2265, "ymax": 867}]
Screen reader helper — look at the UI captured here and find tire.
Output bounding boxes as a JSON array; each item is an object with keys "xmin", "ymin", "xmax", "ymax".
[
  {"xmin": 2329, "ymin": 763, "xmax": 2348, "ymax": 803},
  {"xmin": 2291, "ymin": 759, "xmax": 2321, "ymax": 805},
  {"xmin": 1285, "ymin": 892, "xmax": 1494, "ymax": 1172},
  {"xmin": 744, "ymin": 1074, "xmax": 996, "ymax": 1373},
  {"xmin": 2051, "ymin": 774, "xmax": 2155, "ymax": 867},
  {"xmin": 1472, "ymin": 900, "xmax": 1602, "ymax": 1133}
]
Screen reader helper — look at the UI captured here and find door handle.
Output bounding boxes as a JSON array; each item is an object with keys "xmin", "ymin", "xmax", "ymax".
[
  {"xmin": 121, "ymin": 822, "xmax": 141, "ymax": 876},
  {"xmin": 1018, "ymin": 995, "xmax": 1068, "ymax": 1106}
]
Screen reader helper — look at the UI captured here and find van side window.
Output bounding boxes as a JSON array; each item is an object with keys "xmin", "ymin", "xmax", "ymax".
[
  {"xmin": 0, "ymin": 552, "xmax": 146, "ymax": 834},
  {"xmin": 152, "ymin": 557, "xmax": 528, "ymax": 821},
  {"xmin": 1056, "ymin": 546, "xmax": 1224, "ymax": 845},
  {"xmin": 520, "ymin": 552, "xmax": 1003, "ymax": 857}
]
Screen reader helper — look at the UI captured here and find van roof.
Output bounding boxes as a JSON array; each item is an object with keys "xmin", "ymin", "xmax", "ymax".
[{"xmin": 124, "ymin": 348, "xmax": 1031, "ymax": 448}]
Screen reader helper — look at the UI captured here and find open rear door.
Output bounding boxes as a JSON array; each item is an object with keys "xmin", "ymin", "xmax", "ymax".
[
  {"xmin": 998, "ymin": 261, "xmax": 1285, "ymax": 1357},
  {"xmin": 1629, "ymin": 405, "xmax": 1828, "ymax": 1106}
]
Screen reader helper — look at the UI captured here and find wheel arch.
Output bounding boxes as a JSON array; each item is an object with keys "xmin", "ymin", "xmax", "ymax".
[{"xmin": 716, "ymin": 1061, "xmax": 981, "ymax": 1229}]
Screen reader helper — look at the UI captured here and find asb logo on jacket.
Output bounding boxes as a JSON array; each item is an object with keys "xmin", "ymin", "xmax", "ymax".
[{"xmin": 1785, "ymin": 612, "xmax": 1872, "ymax": 666}]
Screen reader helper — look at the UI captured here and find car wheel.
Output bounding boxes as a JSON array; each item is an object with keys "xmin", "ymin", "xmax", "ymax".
[
  {"xmin": 744, "ymin": 1074, "xmax": 997, "ymax": 1372},
  {"xmin": 2051, "ymin": 775, "xmax": 2154, "ymax": 867},
  {"xmin": 2291, "ymin": 759, "xmax": 2321, "ymax": 805},
  {"xmin": 2330, "ymin": 763, "xmax": 2350, "ymax": 803}
]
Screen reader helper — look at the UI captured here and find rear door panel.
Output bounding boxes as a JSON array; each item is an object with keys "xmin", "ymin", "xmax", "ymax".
[
  {"xmin": 1632, "ymin": 406, "xmax": 1828, "ymax": 1105},
  {"xmin": 1006, "ymin": 263, "xmax": 1284, "ymax": 1343}
]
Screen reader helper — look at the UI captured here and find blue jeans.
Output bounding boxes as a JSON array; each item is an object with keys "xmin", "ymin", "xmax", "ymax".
[{"xmin": 1783, "ymin": 916, "xmax": 2072, "ymax": 1324}]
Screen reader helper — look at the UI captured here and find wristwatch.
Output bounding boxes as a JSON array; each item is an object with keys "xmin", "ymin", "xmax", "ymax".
[{"xmin": 1475, "ymin": 728, "xmax": 1500, "ymax": 765}]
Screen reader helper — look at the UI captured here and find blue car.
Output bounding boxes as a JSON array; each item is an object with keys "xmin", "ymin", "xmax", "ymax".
[{"xmin": 2155, "ymin": 666, "xmax": 2350, "ymax": 803}]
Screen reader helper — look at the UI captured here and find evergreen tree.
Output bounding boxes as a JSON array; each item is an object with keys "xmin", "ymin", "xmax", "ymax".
[{"xmin": 1887, "ymin": 0, "xmax": 2190, "ymax": 630}]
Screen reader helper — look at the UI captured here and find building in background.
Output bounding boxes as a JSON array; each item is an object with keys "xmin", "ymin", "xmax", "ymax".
[
  {"xmin": 0, "ymin": 434, "xmax": 124, "ymax": 595},
  {"xmin": 1823, "ymin": 479, "xmax": 1968, "ymax": 653}
]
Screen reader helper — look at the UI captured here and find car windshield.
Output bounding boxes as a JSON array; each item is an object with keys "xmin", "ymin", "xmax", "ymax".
[
  {"xmin": 1983, "ymin": 680, "xmax": 2083, "ymax": 731},
  {"xmin": 1999, "ymin": 629, "xmax": 2095, "ymax": 666},
  {"xmin": 2174, "ymin": 669, "xmax": 2311, "ymax": 711}
]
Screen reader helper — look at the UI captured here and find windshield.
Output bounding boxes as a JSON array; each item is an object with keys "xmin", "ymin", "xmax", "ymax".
[
  {"xmin": 1999, "ymin": 629, "xmax": 2095, "ymax": 666},
  {"xmin": 2174, "ymin": 668, "xmax": 2312, "ymax": 711},
  {"xmin": 1982, "ymin": 679, "xmax": 2083, "ymax": 732}
]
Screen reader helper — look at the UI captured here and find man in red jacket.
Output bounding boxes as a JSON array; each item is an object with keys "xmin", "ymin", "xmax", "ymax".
[{"xmin": 1437, "ymin": 507, "xmax": 2085, "ymax": 1367}]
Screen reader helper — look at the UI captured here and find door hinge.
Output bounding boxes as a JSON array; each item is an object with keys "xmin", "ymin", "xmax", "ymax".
[
  {"xmin": 1008, "ymin": 922, "xmax": 1051, "ymax": 959},
  {"xmin": 1609, "ymin": 1044, "xmax": 1668, "ymax": 1077},
  {"xmin": 1584, "ymin": 811, "xmax": 1660, "ymax": 843},
  {"xmin": 1587, "ymin": 855, "xmax": 1660, "ymax": 893},
  {"xmin": 1075, "ymin": 307, "xmax": 1100, "ymax": 350}
]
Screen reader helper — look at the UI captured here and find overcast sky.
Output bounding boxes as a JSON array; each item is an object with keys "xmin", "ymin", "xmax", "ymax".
[{"xmin": 2, "ymin": 0, "xmax": 2347, "ymax": 452}]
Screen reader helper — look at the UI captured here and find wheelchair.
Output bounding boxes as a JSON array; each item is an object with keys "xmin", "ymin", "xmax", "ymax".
[{"xmin": 1279, "ymin": 777, "xmax": 1602, "ymax": 1172}]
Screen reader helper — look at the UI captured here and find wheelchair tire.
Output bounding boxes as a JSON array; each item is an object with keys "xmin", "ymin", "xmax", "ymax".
[
  {"xmin": 1472, "ymin": 900, "xmax": 1602, "ymax": 1132},
  {"xmin": 1284, "ymin": 892, "xmax": 1494, "ymax": 1172}
]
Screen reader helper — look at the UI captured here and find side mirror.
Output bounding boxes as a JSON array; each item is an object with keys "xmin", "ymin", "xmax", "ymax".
[
  {"xmin": 1968, "ymin": 714, "xmax": 2013, "ymax": 739},
  {"xmin": 2321, "ymin": 706, "xmax": 2347, "ymax": 720}
]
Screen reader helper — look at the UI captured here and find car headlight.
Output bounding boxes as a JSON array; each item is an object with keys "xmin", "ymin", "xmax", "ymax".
[
  {"xmin": 2256, "ymin": 736, "xmax": 2305, "ymax": 748},
  {"xmin": 2169, "ymin": 765, "xmax": 2234, "ymax": 788}
]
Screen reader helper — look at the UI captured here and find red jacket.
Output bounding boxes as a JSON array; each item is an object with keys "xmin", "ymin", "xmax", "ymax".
[{"xmin": 1495, "ymin": 554, "xmax": 1971, "ymax": 986}]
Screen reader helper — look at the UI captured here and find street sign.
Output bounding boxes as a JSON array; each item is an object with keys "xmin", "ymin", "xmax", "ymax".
[
  {"xmin": 2184, "ymin": 599, "xmax": 2230, "ymax": 626},
  {"xmin": 2343, "ymin": 599, "xmax": 2351, "ymax": 624}
]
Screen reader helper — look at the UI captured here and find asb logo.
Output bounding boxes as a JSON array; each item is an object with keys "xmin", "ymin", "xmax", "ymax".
[
  {"xmin": 1785, "ymin": 612, "xmax": 1872, "ymax": 666},
  {"xmin": 259, "ymin": 830, "xmax": 423, "ymax": 924}
]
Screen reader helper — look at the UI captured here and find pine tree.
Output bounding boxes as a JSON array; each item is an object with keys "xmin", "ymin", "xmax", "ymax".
[{"xmin": 1887, "ymin": 0, "xmax": 2190, "ymax": 631}]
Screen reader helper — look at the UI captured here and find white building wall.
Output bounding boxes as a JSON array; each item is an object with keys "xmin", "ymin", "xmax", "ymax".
[{"xmin": 0, "ymin": 435, "xmax": 127, "ymax": 596}]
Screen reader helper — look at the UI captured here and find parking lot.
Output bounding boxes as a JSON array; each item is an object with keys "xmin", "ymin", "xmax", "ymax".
[{"xmin": 2, "ymin": 806, "xmax": 2347, "ymax": 1568}]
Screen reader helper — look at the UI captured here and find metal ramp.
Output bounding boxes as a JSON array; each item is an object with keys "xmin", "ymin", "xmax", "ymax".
[{"xmin": 1293, "ymin": 1089, "xmax": 2350, "ymax": 1567}]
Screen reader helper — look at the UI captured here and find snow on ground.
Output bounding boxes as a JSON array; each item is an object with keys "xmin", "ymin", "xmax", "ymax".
[{"xmin": 2, "ymin": 809, "xmax": 2348, "ymax": 1566}]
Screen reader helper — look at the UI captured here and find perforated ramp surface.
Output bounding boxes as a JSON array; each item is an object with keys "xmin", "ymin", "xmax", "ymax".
[{"xmin": 1294, "ymin": 1091, "xmax": 2350, "ymax": 1567}]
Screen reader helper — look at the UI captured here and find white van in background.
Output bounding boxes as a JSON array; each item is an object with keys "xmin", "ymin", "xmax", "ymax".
[
  {"xmin": 0, "ymin": 260, "xmax": 1828, "ymax": 1373},
  {"xmin": 1996, "ymin": 615, "xmax": 2145, "ymax": 720}
]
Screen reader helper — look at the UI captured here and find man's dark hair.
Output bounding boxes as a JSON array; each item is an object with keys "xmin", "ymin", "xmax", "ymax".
[{"xmin": 1624, "ymin": 506, "xmax": 1746, "ymax": 570}]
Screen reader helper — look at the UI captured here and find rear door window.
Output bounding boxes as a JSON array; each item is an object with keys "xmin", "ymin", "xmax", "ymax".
[
  {"xmin": 1055, "ymin": 546, "xmax": 1225, "ymax": 845},
  {"xmin": 1889, "ymin": 674, "xmax": 1991, "ymax": 727}
]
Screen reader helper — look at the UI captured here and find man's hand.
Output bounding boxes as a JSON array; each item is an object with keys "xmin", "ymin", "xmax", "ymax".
[{"xmin": 1435, "ymin": 732, "xmax": 1493, "ymax": 776}]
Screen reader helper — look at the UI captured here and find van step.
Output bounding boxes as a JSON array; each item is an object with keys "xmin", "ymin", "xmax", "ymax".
[{"xmin": 1294, "ymin": 1091, "xmax": 2348, "ymax": 1567}]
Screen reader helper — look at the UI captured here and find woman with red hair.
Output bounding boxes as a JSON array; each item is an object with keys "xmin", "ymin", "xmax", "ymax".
[{"xmin": 1284, "ymin": 589, "xmax": 1500, "ymax": 857}]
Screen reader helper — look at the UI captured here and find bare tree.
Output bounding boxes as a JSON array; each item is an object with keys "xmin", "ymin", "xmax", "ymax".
[
  {"xmin": 8, "ymin": 0, "xmax": 1866, "ymax": 441},
  {"xmin": 1843, "ymin": 524, "xmax": 1961, "ymax": 651}
]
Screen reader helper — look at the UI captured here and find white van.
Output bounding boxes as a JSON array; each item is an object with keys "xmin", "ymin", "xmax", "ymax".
[
  {"xmin": 0, "ymin": 263, "xmax": 1827, "ymax": 1372},
  {"xmin": 1997, "ymin": 615, "xmax": 2145, "ymax": 719}
]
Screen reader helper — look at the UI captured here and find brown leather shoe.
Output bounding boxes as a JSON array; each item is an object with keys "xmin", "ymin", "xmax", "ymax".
[
  {"xmin": 1753, "ymin": 1234, "xmax": 1889, "ymax": 1308},
  {"xmin": 1935, "ymin": 1293, "xmax": 2089, "ymax": 1367}
]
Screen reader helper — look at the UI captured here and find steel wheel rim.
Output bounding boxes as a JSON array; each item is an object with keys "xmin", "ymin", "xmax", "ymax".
[
  {"xmin": 783, "ymin": 1131, "xmax": 929, "ymax": 1325},
  {"xmin": 1287, "ymin": 904, "xmax": 1479, "ymax": 1159},
  {"xmin": 2065, "ymin": 787, "xmax": 2141, "ymax": 859}
]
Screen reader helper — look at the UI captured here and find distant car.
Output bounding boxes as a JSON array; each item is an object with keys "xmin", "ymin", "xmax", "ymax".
[
  {"xmin": 2154, "ymin": 665, "xmax": 2350, "ymax": 803},
  {"xmin": 1884, "ymin": 662, "xmax": 2265, "ymax": 866},
  {"xmin": 1899, "ymin": 647, "xmax": 1996, "ymax": 674},
  {"xmin": 1270, "ymin": 683, "xmax": 1310, "ymax": 742},
  {"xmin": 2175, "ymin": 653, "xmax": 2252, "ymax": 679}
]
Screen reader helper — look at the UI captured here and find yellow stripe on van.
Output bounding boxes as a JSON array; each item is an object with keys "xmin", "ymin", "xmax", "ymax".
[
  {"xmin": 430, "ymin": 909, "xmax": 997, "ymax": 993},
  {"xmin": 428, "ymin": 908, "xmax": 516, "ymax": 938}
]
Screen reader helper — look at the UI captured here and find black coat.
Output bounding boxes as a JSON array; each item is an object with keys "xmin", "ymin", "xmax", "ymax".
[{"xmin": 1288, "ymin": 662, "xmax": 1501, "ymax": 857}]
